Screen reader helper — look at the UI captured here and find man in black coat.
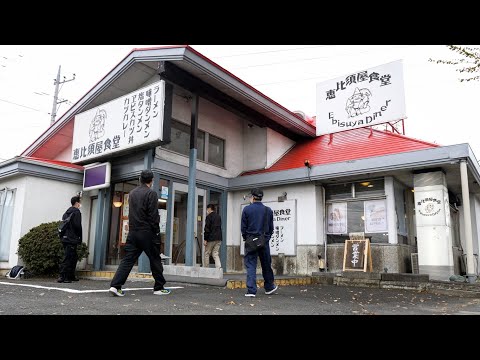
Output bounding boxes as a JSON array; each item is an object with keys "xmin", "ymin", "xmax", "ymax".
[
  {"xmin": 203, "ymin": 204, "xmax": 222, "ymax": 269},
  {"xmin": 109, "ymin": 170, "xmax": 170, "ymax": 297},
  {"xmin": 58, "ymin": 195, "xmax": 82, "ymax": 283}
]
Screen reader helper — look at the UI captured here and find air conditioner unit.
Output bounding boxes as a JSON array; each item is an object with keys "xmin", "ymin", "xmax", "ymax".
[{"xmin": 411, "ymin": 253, "xmax": 419, "ymax": 274}]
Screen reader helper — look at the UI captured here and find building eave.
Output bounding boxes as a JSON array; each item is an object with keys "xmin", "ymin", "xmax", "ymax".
[{"xmin": 22, "ymin": 45, "xmax": 315, "ymax": 157}]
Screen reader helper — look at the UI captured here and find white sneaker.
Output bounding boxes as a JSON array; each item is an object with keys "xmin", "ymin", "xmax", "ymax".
[
  {"xmin": 160, "ymin": 253, "xmax": 171, "ymax": 259},
  {"xmin": 153, "ymin": 289, "xmax": 171, "ymax": 295},
  {"xmin": 109, "ymin": 287, "xmax": 125, "ymax": 297},
  {"xmin": 265, "ymin": 285, "xmax": 278, "ymax": 295}
]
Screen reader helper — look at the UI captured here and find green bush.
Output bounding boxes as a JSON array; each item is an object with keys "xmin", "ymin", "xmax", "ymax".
[{"xmin": 17, "ymin": 221, "xmax": 88, "ymax": 275}]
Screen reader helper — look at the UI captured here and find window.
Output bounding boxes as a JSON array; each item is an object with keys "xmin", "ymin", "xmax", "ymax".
[
  {"xmin": 325, "ymin": 179, "xmax": 387, "ymax": 244},
  {"xmin": 326, "ymin": 179, "xmax": 385, "ymax": 200},
  {"xmin": 208, "ymin": 134, "xmax": 225, "ymax": 167},
  {"xmin": 0, "ymin": 189, "xmax": 16, "ymax": 261},
  {"xmin": 355, "ymin": 179, "xmax": 385, "ymax": 197},
  {"xmin": 326, "ymin": 200, "xmax": 389, "ymax": 244},
  {"xmin": 163, "ymin": 119, "xmax": 205, "ymax": 160},
  {"xmin": 162, "ymin": 119, "xmax": 225, "ymax": 167}
]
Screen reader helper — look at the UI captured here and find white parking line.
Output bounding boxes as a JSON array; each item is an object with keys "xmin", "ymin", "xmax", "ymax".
[{"xmin": 0, "ymin": 281, "xmax": 183, "ymax": 294}]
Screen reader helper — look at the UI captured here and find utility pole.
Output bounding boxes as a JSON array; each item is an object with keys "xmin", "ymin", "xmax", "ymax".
[{"xmin": 50, "ymin": 65, "xmax": 75, "ymax": 125}]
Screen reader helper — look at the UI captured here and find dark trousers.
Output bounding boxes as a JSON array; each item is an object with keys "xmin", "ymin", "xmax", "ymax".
[
  {"xmin": 59, "ymin": 243, "xmax": 78, "ymax": 280},
  {"xmin": 110, "ymin": 230, "xmax": 166, "ymax": 291},
  {"xmin": 244, "ymin": 243, "xmax": 275, "ymax": 295}
]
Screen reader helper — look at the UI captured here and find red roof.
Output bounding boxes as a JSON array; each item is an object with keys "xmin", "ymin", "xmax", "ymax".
[
  {"xmin": 243, "ymin": 128, "xmax": 438, "ymax": 175},
  {"xmin": 24, "ymin": 156, "xmax": 84, "ymax": 170}
]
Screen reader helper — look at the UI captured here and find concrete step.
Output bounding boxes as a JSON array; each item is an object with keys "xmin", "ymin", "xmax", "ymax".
[{"xmin": 77, "ymin": 270, "xmax": 313, "ymax": 289}]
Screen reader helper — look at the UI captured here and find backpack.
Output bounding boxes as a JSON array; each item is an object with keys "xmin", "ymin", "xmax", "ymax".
[{"xmin": 58, "ymin": 212, "xmax": 74, "ymax": 239}]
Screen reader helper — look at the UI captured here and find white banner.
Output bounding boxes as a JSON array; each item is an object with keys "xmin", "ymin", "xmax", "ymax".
[
  {"xmin": 326, "ymin": 202, "xmax": 347, "ymax": 234},
  {"xmin": 240, "ymin": 200, "xmax": 296, "ymax": 256},
  {"xmin": 316, "ymin": 60, "xmax": 406, "ymax": 135},
  {"xmin": 72, "ymin": 80, "xmax": 165, "ymax": 163},
  {"xmin": 364, "ymin": 199, "xmax": 387, "ymax": 233}
]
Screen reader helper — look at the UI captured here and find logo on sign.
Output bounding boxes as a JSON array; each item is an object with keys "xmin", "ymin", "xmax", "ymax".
[
  {"xmin": 417, "ymin": 197, "xmax": 441, "ymax": 217},
  {"xmin": 89, "ymin": 108, "xmax": 107, "ymax": 143},
  {"xmin": 346, "ymin": 87, "xmax": 372, "ymax": 118}
]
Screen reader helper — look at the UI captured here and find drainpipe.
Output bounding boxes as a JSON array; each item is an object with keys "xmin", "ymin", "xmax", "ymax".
[{"xmin": 460, "ymin": 159, "xmax": 477, "ymax": 283}]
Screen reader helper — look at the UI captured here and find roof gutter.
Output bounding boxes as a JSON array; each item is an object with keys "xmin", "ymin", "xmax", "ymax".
[{"xmin": 227, "ymin": 144, "xmax": 475, "ymax": 191}]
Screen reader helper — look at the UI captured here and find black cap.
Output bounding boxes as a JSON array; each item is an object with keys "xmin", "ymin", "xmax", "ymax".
[{"xmin": 250, "ymin": 188, "xmax": 263, "ymax": 198}]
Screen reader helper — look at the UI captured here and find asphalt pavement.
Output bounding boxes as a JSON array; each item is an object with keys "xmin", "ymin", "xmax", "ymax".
[{"xmin": 1, "ymin": 277, "xmax": 480, "ymax": 315}]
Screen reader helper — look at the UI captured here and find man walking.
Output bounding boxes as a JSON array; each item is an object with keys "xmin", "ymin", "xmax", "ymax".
[
  {"xmin": 109, "ymin": 170, "xmax": 170, "ymax": 297},
  {"xmin": 204, "ymin": 204, "xmax": 222, "ymax": 269},
  {"xmin": 58, "ymin": 195, "xmax": 82, "ymax": 283},
  {"xmin": 241, "ymin": 188, "xmax": 278, "ymax": 297}
]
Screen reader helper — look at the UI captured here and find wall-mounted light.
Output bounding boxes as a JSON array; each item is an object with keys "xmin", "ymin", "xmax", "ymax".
[
  {"xmin": 278, "ymin": 191, "xmax": 287, "ymax": 202},
  {"xmin": 360, "ymin": 181, "xmax": 370, "ymax": 187},
  {"xmin": 113, "ymin": 192, "xmax": 122, "ymax": 208},
  {"xmin": 304, "ymin": 159, "xmax": 311, "ymax": 169}
]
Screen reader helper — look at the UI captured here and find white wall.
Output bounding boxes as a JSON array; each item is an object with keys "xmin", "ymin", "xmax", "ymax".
[
  {"xmin": 266, "ymin": 128, "xmax": 295, "ymax": 168},
  {"xmin": 0, "ymin": 175, "xmax": 87, "ymax": 269},
  {"xmin": 156, "ymin": 95, "xmax": 245, "ymax": 178},
  {"xmin": 243, "ymin": 124, "xmax": 266, "ymax": 171},
  {"xmin": 55, "ymin": 145, "xmax": 72, "ymax": 162},
  {"xmin": 385, "ymin": 177, "xmax": 398, "ymax": 244},
  {"xmin": 0, "ymin": 177, "xmax": 26, "ymax": 268},
  {"xmin": 228, "ymin": 183, "xmax": 321, "ymax": 251},
  {"xmin": 315, "ymin": 185, "xmax": 325, "ymax": 245},
  {"xmin": 22, "ymin": 177, "xmax": 83, "ymax": 236},
  {"xmin": 472, "ymin": 195, "xmax": 480, "ymax": 258}
]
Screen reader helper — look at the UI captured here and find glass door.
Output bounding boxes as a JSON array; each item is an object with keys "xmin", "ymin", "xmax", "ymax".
[{"xmin": 170, "ymin": 183, "xmax": 206, "ymax": 265}]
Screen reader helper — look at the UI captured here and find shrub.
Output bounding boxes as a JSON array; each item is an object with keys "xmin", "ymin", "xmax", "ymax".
[{"xmin": 17, "ymin": 221, "xmax": 88, "ymax": 275}]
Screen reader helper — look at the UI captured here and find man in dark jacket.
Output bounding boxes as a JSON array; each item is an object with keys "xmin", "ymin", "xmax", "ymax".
[
  {"xmin": 241, "ymin": 188, "xmax": 278, "ymax": 297},
  {"xmin": 109, "ymin": 170, "xmax": 170, "ymax": 297},
  {"xmin": 203, "ymin": 204, "xmax": 222, "ymax": 269},
  {"xmin": 58, "ymin": 195, "xmax": 82, "ymax": 283}
]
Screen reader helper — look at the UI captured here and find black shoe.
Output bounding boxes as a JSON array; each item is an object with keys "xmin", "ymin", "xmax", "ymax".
[
  {"xmin": 70, "ymin": 277, "xmax": 80, "ymax": 282},
  {"xmin": 57, "ymin": 278, "xmax": 71, "ymax": 283}
]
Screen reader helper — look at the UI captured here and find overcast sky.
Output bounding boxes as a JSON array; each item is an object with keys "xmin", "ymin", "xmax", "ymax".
[{"xmin": 0, "ymin": 45, "xmax": 478, "ymax": 162}]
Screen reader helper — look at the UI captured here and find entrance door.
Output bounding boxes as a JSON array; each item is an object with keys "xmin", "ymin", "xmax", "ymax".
[{"xmin": 170, "ymin": 183, "xmax": 206, "ymax": 265}]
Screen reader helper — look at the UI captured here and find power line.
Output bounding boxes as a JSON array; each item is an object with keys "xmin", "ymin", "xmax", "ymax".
[
  {"xmin": 0, "ymin": 97, "xmax": 43, "ymax": 112},
  {"xmin": 229, "ymin": 45, "xmax": 417, "ymax": 70},
  {"xmin": 214, "ymin": 45, "xmax": 334, "ymax": 59}
]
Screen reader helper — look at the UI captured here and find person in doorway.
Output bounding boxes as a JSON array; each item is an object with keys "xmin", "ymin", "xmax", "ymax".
[
  {"xmin": 241, "ymin": 188, "xmax": 278, "ymax": 297},
  {"xmin": 203, "ymin": 204, "xmax": 222, "ymax": 269},
  {"xmin": 58, "ymin": 195, "xmax": 82, "ymax": 283},
  {"xmin": 109, "ymin": 170, "xmax": 170, "ymax": 297}
]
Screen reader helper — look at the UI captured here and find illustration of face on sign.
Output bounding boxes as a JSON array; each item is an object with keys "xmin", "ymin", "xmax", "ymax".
[
  {"xmin": 89, "ymin": 108, "xmax": 107, "ymax": 143},
  {"xmin": 345, "ymin": 87, "xmax": 372, "ymax": 118}
]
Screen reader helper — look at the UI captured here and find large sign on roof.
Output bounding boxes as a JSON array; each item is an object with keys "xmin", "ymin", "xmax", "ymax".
[
  {"xmin": 316, "ymin": 60, "xmax": 406, "ymax": 136},
  {"xmin": 71, "ymin": 80, "xmax": 165, "ymax": 164}
]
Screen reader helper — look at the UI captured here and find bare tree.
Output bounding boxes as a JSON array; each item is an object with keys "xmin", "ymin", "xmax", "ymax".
[{"xmin": 428, "ymin": 45, "xmax": 480, "ymax": 82}]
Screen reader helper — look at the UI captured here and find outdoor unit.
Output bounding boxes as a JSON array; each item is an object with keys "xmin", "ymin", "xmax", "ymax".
[{"xmin": 411, "ymin": 253, "xmax": 419, "ymax": 274}]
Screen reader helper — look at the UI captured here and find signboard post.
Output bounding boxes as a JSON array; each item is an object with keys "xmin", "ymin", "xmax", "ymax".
[
  {"xmin": 342, "ymin": 239, "xmax": 373, "ymax": 272},
  {"xmin": 316, "ymin": 60, "xmax": 406, "ymax": 136}
]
